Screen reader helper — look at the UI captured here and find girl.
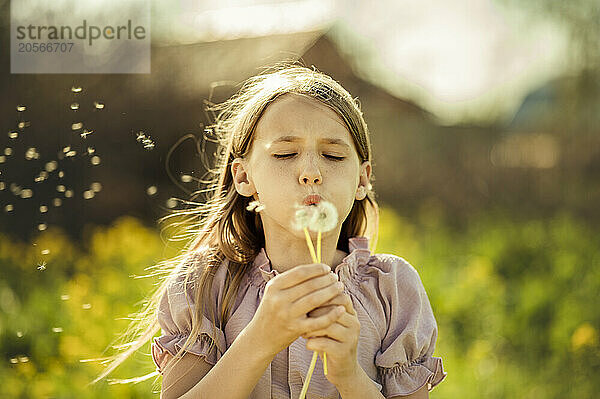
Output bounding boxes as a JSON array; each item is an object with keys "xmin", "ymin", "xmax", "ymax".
[{"xmin": 92, "ymin": 62, "xmax": 446, "ymax": 398}]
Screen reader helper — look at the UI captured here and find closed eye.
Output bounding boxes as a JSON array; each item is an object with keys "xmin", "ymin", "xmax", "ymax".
[{"xmin": 272, "ymin": 153, "xmax": 345, "ymax": 161}]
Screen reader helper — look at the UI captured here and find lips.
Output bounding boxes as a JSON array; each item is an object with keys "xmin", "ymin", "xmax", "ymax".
[{"xmin": 303, "ymin": 194, "xmax": 321, "ymax": 206}]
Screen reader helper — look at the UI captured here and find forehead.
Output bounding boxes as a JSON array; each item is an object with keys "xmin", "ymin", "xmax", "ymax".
[{"xmin": 254, "ymin": 93, "xmax": 351, "ymax": 143}]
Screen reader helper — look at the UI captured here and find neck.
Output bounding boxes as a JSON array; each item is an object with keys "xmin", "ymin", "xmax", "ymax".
[{"xmin": 263, "ymin": 226, "xmax": 345, "ymax": 273}]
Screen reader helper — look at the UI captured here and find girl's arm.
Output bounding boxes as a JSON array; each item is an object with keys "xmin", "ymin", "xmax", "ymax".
[
  {"xmin": 388, "ymin": 384, "xmax": 429, "ymax": 399},
  {"xmin": 170, "ymin": 322, "xmax": 275, "ymax": 399}
]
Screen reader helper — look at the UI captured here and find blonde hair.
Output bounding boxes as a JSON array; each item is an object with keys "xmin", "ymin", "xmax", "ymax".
[{"xmin": 88, "ymin": 60, "xmax": 379, "ymax": 389}]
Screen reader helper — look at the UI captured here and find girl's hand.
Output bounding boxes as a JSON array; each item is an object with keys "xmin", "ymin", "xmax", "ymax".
[
  {"xmin": 249, "ymin": 263, "xmax": 346, "ymax": 357},
  {"xmin": 301, "ymin": 289, "xmax": 362, "ymax": 386}
]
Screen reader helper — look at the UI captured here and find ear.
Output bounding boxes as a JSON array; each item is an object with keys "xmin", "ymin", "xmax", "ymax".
[
  {"xmin": 231, "ymin": 158, "xmax": 256, "ymax": 197},
  {"xmin": 356, "ymin": 161, "xmax": 372, "ymax": 201}
]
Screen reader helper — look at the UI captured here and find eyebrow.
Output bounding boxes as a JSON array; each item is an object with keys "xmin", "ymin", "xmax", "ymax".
[{"xmin": 271, "ymin": 135, "xmax": 351, "ymax": 149}]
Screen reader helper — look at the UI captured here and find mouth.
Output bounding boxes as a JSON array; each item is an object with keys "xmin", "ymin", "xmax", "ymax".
[{"xmin": 303, "ymin": 194, "xmax": 321, "ymax": 206}]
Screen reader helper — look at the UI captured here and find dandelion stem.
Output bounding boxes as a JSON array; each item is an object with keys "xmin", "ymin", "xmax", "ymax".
[
  {"xmin": 316, "ymin": 229, "xmax": 328, "ymax": 375},
  {"xmin": 299, "ymin": 351, "xmax": 318, "ymax": 399},
  {"xmin": 303, "ymin": 227, "xmax": 318, "ymax": 263}
]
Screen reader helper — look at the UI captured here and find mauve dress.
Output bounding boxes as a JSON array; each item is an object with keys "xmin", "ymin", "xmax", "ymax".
[{"xmin": 151, "ymin": 236, "xmax": 447, "ymax": 398}]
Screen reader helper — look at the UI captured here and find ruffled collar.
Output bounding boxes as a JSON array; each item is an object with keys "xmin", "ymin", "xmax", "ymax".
[{"xmin": 248, "ymin": 236, "xmax": 372, "ymax": 289}]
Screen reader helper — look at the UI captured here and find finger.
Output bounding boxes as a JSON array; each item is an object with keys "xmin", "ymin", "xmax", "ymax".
[
  {"xmin": 303, "ymin": 321, "xmax": 346, "ymax": 342},
  {"xmin": 283, "ymin": 272, "xmax": 337, "ymax": 302},
  {"xmin": 306, "ymin": 336, "xmax": 341, "ymax": 353},
  {"xmin": 292, "ymin": 281, "xmax": 344, "ymax": 315},
  {"xmin": 300, "ymin": 305, "xmax": 345, "ymax": 333},
  {"xmin": 273, "ymin": 263, "xmax": 329, "ymax": 290}
]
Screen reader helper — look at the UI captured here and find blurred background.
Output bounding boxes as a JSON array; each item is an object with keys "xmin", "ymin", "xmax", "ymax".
[{"xmin": 0, "ymin": 0, "xmax": 598, "ymax": 397}]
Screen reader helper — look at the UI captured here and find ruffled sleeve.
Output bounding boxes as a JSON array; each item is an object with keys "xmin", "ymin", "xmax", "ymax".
[
  {"xmin": 366, "ymin": 254, "xmax": 447, "ymax": 397},
  {"xmin": 151, "ymin": 257, "xmax": 228, "ymax": 375}
]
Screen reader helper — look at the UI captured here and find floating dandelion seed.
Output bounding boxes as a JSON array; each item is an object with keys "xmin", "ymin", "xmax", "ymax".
[
  {"xmin": 63, "ymin": 146, "xmax": 71, "ymax": 153},
  {"xmin": 70, "ymin": 103, "xmax": 79, "ymax": 110},
  {"xmin": 82, "ymin": 303, "xmax": 92, "ymax": 309},
  {"xmin": 80, "ymin": 129, "xmax": 93, "ymax": 138},
  {"xmin": 180, "ymin": 174, "xmax": 192, "ymax": 183},
  {"xmin": 38, "ymin": 223, "xmax": 47, "ymax": 231},
  {"xmin": 61, "ymin": 294, "xmax": 70, "ymax": 300},
  {"xmin": 65, "ymin": 150, "xmax": 77, "ymax": 157},
  {"xmin": 17, "ymin": 356, "xmax": 29, "ymax": 363},
  {"xmin": 45, "ymin": 161, "xmax": 57, "ymax": 172},
  {"xmin": 87, "ymin": 147, "xmax": 95, "ymax": 155},
  {"xmin": 146, "ymin": 186, "xmax": 157, "ymax": 196},
  {"xmin": 0, "ymin": 156, "xmax": 5, "ymax": 163},
  {"xmin": 20, "ymin": 189, "xmax": 33, "ymax": 199},
  {"xmin": 144, "ymin": 142, "xmax": 155, "ymax": 150},
  {"xmin": 71, "ymin": 86, "xmax": 82, "ymax": 93},
  {"xmin": 293, "ymin": 204, "xmax": 317, "ymax": 231},
  {"xmin": 17, "ymin": 121, "xmax": 29, "ymax": 129},
  {"xmin": 309, "ymin": 201, "xmax": 338, "ymax": 232},
  {"xmin": 40, "ymin": 205, "xmax": 48, "ymax": 213},
  {"xmin": 17, "ymin": 105, "xmax": 26, "ymax": 112},
  {"xmin": 9, "ymin": 358, "xmax": 18, "ymax": 364},
  {"xmin": 58, "ymin": 171, "xmax": 64, "ymax": 178},
  {"xmin": 83, "ymin": 190, "xmax": 94, "ymax": 199},
  {"xmin": 90, "ymin": 182, "xmax": 102, "ymax": 192},
  {"xmin": 53, "ymin": 198, "xmax": 62, "ymax": 207},
  {"xmin": 25, "ymin": 147, "xmax": 39, "ymax": 160},
  {"xmin": 64, "ymin": 189, "xmax": 73, "ymax": 198},
  {"xmin": 136, "ymin": 132, "xmax": 145, "ymax": 142},
  {"xmin": 166, "ymin": 198, "xmax": 177, "ymax": 208},
  {"xmin": 8, "ymin": 131, "xmax": 18, "ymax": 139},
  {"xmin": 0, "ymin": 182, "xmax": 5, "ymax": 190},
  {"xmin": 90, "ymin": 156, "xmax": 101, "ymax": 165},
  {"xmin": 52, "ymin": 327, "xmax": 63, "ymax": 333},
  {"xmin": 4, "ymin": 147, "xmax": 12, "ymax": 156},
  {"xmin": 57, "ymin": 185, "xmax": 66, "ymax": 192},
  {"xmin": 71, "ymin": 122, "xmax": 83, "ymax": 130},
  {"xmin": 41, "ymin": 249, "xmax": 50, "ymax": 255},
  {"xmin": 37, "ymin": 261, "xmax": 46, "ymax": 270},
  {"xmin": 16, "ymin": 331, "xmax": 23, "ymax": 338},
  {"xmin": 94, "ymin": 101, "xmax": 104, "ymax": 109},
  {"xmin": 4, "ymin": 204, "xmax": 13, "ymax": 212}
]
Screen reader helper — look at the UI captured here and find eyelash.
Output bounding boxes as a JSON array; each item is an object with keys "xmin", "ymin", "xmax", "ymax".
[{"xmin": 273, "ymin": 153, "xmax": 345, "ymax": 161}]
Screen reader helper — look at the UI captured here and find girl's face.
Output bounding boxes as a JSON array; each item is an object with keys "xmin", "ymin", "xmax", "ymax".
[{"xmin": 232, "ymin": 92, "xmax": 371, "ymax": 239}]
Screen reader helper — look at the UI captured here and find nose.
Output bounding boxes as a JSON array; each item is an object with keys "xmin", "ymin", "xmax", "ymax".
[{"xmin": 299, "ymin": 156, "xmax": 322, "ymax": 185}]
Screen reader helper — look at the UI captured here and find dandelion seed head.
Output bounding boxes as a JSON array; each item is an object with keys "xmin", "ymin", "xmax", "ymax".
[
  {"xmin": 292, "ymin": 204, "xmax": 317, "ymax": 230},
  {"xmin": 309, "ymin": 201, "xmax": 338, "ymax": 232}
]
